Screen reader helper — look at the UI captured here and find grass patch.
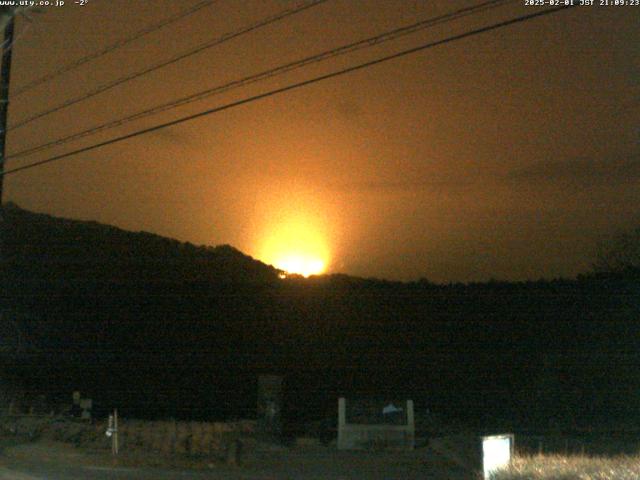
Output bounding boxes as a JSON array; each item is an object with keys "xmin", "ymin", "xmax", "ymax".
[{"xmin": 492, "ymin": 454, "xmax": 640, "ymax": 480}]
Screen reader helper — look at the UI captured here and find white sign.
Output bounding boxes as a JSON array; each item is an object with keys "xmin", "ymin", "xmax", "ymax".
[{"xmin": 482, "ymin": 434, "xmax": 513, "ymax": 479}]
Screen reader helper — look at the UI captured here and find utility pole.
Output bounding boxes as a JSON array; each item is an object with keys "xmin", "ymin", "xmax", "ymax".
[
  {"xmin": 0, "ymin": 11, "xmax": 15, "ymax": 205},
  {"xmin": 0, "ymin": 11, "xmax": 15, "ymax": 339}
]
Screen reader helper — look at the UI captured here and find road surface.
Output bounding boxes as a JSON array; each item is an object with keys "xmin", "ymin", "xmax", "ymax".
[{"xmin": 0, "ymin": 450, "xmax": 467, "ymax": 479}]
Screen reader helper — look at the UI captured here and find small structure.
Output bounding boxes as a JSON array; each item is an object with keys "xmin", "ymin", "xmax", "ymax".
[
  {"xmin": 337, "ymin": 397, "xmax": 415, "ymax": 450},
  {"xmin": 72, "ymin": 391, "xmax": 92, "ymax": 420},
  {"xmin": 79, "ymin": 398, "xmax": 92, "ymax": 420}
]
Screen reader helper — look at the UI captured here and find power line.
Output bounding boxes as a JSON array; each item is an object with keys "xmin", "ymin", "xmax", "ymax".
[
  {"xmin": 12, "ymin": 0, "xmax": 220, "ymax": 97},
  {"xmin": 1, "ymin": 4, "xmax": 575, "ymax": 178},
  {"xmin": 9, "ymin": 0, "xmax": 328, "ymax": 130},
  {"xmin": 8, "ymin": 0, "xmax": 514, "ymax": 160}
]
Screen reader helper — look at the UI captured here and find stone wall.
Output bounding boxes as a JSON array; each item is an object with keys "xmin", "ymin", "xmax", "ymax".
[{"xmin": 0, "ymin": 414, "xmax": 255, "ymax": 459}]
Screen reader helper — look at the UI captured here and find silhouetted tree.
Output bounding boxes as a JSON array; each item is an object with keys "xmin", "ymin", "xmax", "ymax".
[{"xmin": 593, "ymin": 226, "xmax": 640, "ymax": 274}]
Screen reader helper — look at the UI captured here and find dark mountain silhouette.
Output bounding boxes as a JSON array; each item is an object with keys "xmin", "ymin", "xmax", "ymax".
[
  {"xmin": 1, "ymin": 203, "xmax": 639, "ymax": 434},
  {"xmin": 1, "ymin": 202, "xmax": 281, "ymax": 286}
]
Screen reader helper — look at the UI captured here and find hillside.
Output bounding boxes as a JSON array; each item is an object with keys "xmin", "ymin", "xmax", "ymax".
[
  {"xmin": 1, "ymin": 204, "xmax": 639, "ymax": 433},
  {"xmin": 1, "ymin": 202, "xmax": 280, "ymax": 287}
]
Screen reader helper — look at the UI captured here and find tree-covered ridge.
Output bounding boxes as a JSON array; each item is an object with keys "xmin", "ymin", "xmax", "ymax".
[{"xmin": 2, "ymin": 202, "xmax": 280, "ymax": 285}]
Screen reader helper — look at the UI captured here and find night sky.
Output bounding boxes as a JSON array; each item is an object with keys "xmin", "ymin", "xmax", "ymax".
[{"xmin": 3, "ymin": 0, "xmax": 639, "ymax": 282}]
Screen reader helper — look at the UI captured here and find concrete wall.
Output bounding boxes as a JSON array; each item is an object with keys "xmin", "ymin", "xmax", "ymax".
[
  {"xmin": 337, "ymin": 398, "xmax": 415, "ymax": 450},
  {"xmin": 114, "ymin": 419, "xmax": 255, "ymax": 456},
  {"xmin": 0, "ymin": 415, "xmax": 256, "ymax": 458}
]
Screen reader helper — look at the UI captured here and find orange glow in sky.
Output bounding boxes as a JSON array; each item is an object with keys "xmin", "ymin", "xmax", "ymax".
[{"xmin": 257, "ymin": 215, "xmax": 330, "ymax": 277}]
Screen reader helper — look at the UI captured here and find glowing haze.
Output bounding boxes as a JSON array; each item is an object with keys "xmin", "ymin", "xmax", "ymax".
[
  {"xmin": 257, "ymin": 214, "xmax": 330, "ymax": 277},
  {"xmin": 4, "ymin": 1, "xmax": 639, "ymax": 282}
]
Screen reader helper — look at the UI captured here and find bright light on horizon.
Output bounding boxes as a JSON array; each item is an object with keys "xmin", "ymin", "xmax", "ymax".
[
  {"xmin": 256, "ymin": 213, "xmax": 331, "ymax": 278},
  {"xmin": 275, "ymin": 254, "xmax": 326, "ymax": 277}
]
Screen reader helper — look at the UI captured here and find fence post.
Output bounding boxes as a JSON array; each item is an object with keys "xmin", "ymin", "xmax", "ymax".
[
  {"xmin": 337, "ymin": 398, "xmax": 346, "ymax": 450},
  {"xmin": 109, "ymin": 409, "xmax": 119, "ymax": 456}
]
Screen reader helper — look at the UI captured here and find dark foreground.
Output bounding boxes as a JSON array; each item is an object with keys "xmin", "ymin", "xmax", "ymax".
[{"xmin": 0, "ymin": 442, "xmax": 466, "ymax": 480}]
